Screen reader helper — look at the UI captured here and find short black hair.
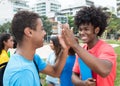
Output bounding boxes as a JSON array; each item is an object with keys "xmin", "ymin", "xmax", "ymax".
[
  {"xmin": 11, "ymin": 10, "xmax": 40, "ymax": 43},
  {"xmin": 75, "ymin": 6, "xmax": 108, "ymax": 36}
]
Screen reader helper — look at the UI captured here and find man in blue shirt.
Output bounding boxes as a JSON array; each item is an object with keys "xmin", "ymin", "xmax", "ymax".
[{"xmin": 3, "ymin": 11, "xmax": 68, "ymax": 86}]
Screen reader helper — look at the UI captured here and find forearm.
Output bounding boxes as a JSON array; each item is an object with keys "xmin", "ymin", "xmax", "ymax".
[
  {"xmin": 42, "ymin": 49, "xmax": 68, "ymax": 77},
  {"xmin": 53, "ymin": 49, "xmax": 68, "ymax": 76},
  {"xmin": 72, "ymin": 72, "xmax": 85, "ymax": 86}
]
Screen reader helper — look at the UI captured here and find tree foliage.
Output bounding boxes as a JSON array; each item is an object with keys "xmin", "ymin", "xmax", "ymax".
[
  {"xmin": 107, "ymin": 13, "xmax": 120, "ymax": 34},
  {"xmin": 0, "ymin": 22, "xmax": 11, "ymax": 33},
  {"xmin": 41, "ymin": 16, "xmax": 52, "ymax": 35},
  {"xmin": 0, "ymin": 16, "xmax": 52, "ymax": 36},
  {"xmin": 68, "ymin": 15, "xmax": 78, "ymax": 34},
  {"xmin": 103, "ymin": 7, "xmax": 120, "ymax": 39}
]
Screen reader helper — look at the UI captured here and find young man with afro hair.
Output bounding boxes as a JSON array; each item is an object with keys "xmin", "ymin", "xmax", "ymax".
[{"xmin": 62, "ymin": 6, "xmax": 116, "ymax": 86}]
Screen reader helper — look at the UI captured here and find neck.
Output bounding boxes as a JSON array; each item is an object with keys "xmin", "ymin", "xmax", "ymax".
[
  {"xmin": 87, "ymin": 38, "xmax": 99, "ymax": 49},
  {"xmin": 16, "ymin": 43, "xmax": 36, "ymax": 61},
  {"xmin": 4, "ymin": 47, "xmax": 8, "ymax": 52}
]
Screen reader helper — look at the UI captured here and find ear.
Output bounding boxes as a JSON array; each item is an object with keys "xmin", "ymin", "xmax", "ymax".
[
  {"xmin": 24, "ymin": 27, "xmax": 32, "ymax": 37},
  {"xmin": 95, "ymin": 27, "xmax": 100, "ymax": 34},
  {"xmin": 3, "ymin": 40, "xmax": 7, "ymax": 45}
]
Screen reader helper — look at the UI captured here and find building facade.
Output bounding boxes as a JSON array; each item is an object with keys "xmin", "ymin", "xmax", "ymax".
[
  {"xmin": 116, "ymin": 0, "xmax": 120, "ymax": 17},
  {"xmin": 32, "ymin": 0, "xmax": 61, "ymax": 17},
  {"xmin": 0, "ymin": 0, "xmax": 29, "ymax": 24},
  {"xmin": 60, "ymin": 0, "xmax": 94, "ymax": 16}
]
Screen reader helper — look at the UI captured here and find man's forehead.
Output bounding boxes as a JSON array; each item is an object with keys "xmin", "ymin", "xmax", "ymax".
[
  {"xmin": 79, "ymin": 23, "xmax": 92, "ymax": 28},
  {"xmin": 79, "ymin": 25, "xmax": 89, "ymax": 28},
  {"xmin": 38, "ymin": 18, "xmax": 43, "ymax": 26}
]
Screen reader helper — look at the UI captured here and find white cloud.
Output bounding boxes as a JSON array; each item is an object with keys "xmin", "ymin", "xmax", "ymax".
[
  {"xmin": 58, "ymin": 0, "xmax": 116, "ymax": 8},
  {"xmin": 92, "ymin": 0, "xmax": 116, "ymax": 7}
]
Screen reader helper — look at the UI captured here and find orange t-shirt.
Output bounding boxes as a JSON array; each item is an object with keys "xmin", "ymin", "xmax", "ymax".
[{"xmin": 73, "ymin": 40, "xmax": 116, "ymax": 86}]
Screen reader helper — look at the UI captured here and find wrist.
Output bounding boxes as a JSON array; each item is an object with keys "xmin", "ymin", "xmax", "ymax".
[
  {"xmin": 62, "ymin": 48, "xmax": 68, "ymax": 53},
  {"xmin": 72, "ymin": 43, "xmax": 80, "ymax": 49}
]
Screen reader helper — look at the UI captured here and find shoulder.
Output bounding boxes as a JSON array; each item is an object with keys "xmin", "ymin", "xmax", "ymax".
[
  {"xmin": 34, "ymin": 54, "xmax": 44, "ymax": 63},
  {"xmin": 98, "ymin": 40, "xmax": 115, "ymax": 52},
  {"xmin": 1, "ymin": 50, "xmax": 8, "ymax": 57},
  {"xmin": 96, "ymin": 40, "xmax": 116, "ymax": 62},
  {"xmin": 34, "ymin": 54, "xmax": 41, "ymax": 59},
  {"xmin": 0, "ymin": 50, "xmax": 9, "ymax": 64},
  {"xmin": 34, "ymin": 54, "xmax": 47, "ymax": 71},
  {"xmin": 34, "ymin": 54, "xmax": 43, "ymax": 63}
]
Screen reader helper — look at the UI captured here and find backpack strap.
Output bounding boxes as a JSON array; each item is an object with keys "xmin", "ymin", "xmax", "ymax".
[
  {"xmin": 0, "ymin": 62, "xmax": 8, "ymax": 67},
  {"xmin": 33, "ymin": 60, "xmax": 42, "ymax": 86},
  {"xmin": 0, "ymin": 62, "xmax": 8, "ymax": 86},
  {"xmin": 33, "ymin": 60, "xmax": 39, "ymax": 73}
]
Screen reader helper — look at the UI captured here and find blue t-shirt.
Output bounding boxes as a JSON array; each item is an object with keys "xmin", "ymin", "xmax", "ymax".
[
  {"xmin": 60, "ymin": 55, "xmax": 76, "ymax": 86},
  {"xmin": 78, "ymin": 58, "xmax": 92, "ymax": 80},
  {"xmin": 3, "ymin": 54, "xmax": 47, "ymax": 86}
]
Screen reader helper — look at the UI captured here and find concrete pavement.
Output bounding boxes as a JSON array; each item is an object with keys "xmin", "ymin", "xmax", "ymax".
[
  {"xmin": 35, "ymin": 43, "xmax": 119, "ymax": 59},
  {"xmin": 36, "ymin": 45, "xmax": 52, "ymax": 59}
]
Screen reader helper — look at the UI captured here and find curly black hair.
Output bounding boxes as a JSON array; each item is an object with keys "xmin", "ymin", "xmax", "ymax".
[
  {"xmin": 75, "ymin": 6, "xmax": 109, "ymax": 36},
  {"xmin": 11, "ymin": 10, "xmax": 40, "ymax": 43}
]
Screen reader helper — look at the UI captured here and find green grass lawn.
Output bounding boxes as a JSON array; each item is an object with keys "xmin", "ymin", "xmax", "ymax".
[
  {"xmin": 106, "ymin": 39, "xmax": 120, "ymax": 45},
  {"xmin": 106, "ymin": 40, "xmax": 120, "ymax": 86},
  {"xmin": 114, "ymin": 47, "xmax": 120, "ymax": 86}
]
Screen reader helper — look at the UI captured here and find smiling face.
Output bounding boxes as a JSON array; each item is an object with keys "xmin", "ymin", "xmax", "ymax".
[{"xmin": 79, "ymin": 23, "xmax": 99, "ymax": 45}]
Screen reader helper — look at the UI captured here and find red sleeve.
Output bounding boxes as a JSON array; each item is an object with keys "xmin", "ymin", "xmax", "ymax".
[
  {"xmin": 72, "ymin": 55, "xmax": 80, "ymax": 74},
  {"xmin": 99, "ymin": 45, "xmax": 116, "ymax": 65}
]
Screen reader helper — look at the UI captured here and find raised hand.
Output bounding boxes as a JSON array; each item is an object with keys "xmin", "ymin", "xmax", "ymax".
[
  {"xmin": 62, "ymin": 24, "xmax": 78, "ymax": 48},
  {"xmin": 57, "ymin": 35, "xmax": 69, "ymax": 50}
]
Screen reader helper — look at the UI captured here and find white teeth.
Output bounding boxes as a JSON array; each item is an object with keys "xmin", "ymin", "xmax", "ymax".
[{"xmin": 81, "ymin": 37, "xmax": 87, "ymax": 40}]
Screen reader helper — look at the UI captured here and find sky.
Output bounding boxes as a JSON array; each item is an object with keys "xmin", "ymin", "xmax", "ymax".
[
  {"xmin": 58, "ymin": 0, "xmax": 116, "ymax": 8},
  {"xmin": 29, "ymin": 0, "xmax": 116, "ymax": 9}
]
